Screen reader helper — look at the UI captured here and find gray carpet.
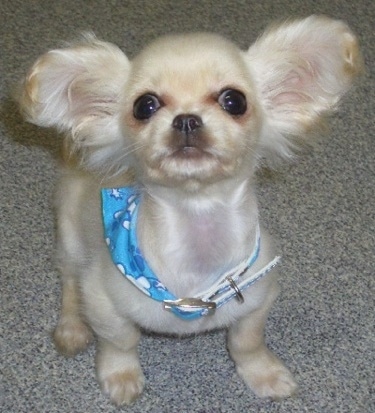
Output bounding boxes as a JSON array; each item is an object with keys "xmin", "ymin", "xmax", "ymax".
[{"xmin": 1, "ymin": 1, "xmax": 374, "ymax": 412}]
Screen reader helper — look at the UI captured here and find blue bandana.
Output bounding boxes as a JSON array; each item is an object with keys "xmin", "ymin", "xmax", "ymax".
[{"xmin": 102, "ymin": 187, "xmax": 280, "ymax": 321}]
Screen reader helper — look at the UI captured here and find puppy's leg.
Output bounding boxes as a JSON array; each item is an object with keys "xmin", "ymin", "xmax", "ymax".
[
  {"xmin": 96, "ymin": 322, "xmax": 144, "ymax": 406},
  {"xmin": 53, "ymin": 268, "xmax": 93, "ymax": 357},
  {"xmin": 83, "ymin": 283, "xmax": 144, "ymax": 405},
  {"xmin": 228, "ymin": 293, "xmax": 297, "ymax": 399},
  {"xmin": 53, "ymin": 174, "xmax": 94, "ymax": 356}
]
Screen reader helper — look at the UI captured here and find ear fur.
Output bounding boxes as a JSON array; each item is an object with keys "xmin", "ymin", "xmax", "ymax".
[
  {"xmin": 245, "ymin": 15, "xmax": 363, "ymax": 162},
  {"xmin": 19, "ymin": 34, "xmax": 130, "ymax": 169}
]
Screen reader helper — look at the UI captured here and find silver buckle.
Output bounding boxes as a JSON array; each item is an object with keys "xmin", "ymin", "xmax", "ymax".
[{"xmin": 163, "ymin": 298, "xmax": 216, "ymax": 315}]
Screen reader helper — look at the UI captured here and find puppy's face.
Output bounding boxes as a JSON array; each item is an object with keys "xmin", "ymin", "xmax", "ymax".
[{"xmin": 121, "ymin": 34, "xmax": 261, "ymax": 188}]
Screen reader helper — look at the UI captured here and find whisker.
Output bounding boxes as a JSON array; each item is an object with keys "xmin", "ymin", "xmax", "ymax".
[
  {"xmin": 99, "ymin": 141, "xmax": 147, "ymax": 179},
  {"xmin": 244, "ymin": 144, "xmax": 258, "ymax": 157}
]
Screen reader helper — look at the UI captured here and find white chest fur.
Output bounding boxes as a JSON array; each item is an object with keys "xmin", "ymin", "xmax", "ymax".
[{"xmin": 137, "ymin": 180, "xmax": 259, "ymax": 297}]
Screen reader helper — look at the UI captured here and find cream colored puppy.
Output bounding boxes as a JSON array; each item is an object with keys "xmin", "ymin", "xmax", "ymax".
[{"xmin": 19, "ymin": 16, "xmax": 362, "ymax": 405}]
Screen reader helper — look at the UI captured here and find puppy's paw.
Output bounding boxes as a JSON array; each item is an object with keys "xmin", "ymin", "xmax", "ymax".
[
  {"xmin": 53, "ymin": 317, "xmax": 93, "ymax": 357},
  {"xmin": 240, "ymin": 363, "xmax": 297, "ymax": 399},
  {"xmin": 236, "ymin": 351, "xmax": 297, "ymax": 399},
  {"xmin": 100, "ymin": 369, "xmax": 145, "ymax": 405}
]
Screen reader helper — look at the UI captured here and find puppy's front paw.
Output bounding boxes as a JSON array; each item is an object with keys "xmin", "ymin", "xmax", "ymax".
[
  {"xmin": 239, "ymin": 362, "xmax": 297, "ymax": 399},
  {"xmin": 100, "ymin": 369, "xmax": 145, "ymax": 406},
  {"xmin": 97, "ymin": 340, "xmax": 145, "ymax": 405},
  {"xmin": 236, "ymin": 350, "xmax": 297, "ymax": 399},
  {"xmin": 53, "ymin": 317, "xmax": 93, "ymax": 357}
]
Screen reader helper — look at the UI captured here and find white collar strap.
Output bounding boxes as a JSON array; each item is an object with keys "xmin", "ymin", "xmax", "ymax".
[{"xmin": 102, "ymin": 187, "xmax": 280, "ymax": 321}]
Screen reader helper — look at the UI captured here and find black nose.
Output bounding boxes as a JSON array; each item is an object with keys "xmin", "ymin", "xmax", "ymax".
[{"xmin": 172, "ymin": 114, "xmax": 202, "ymax": 134}]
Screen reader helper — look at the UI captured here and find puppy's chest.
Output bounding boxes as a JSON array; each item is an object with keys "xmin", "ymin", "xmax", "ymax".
[
  {"xmin": 183, "ymin": 216, "xmax": 233, "ymax": 261},
  {"xmin": 160, "ymin": 211, "xmax": 249, "ymax": 290}
]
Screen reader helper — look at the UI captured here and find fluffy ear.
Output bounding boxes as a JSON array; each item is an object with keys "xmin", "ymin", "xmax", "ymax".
[
  {"xmin": 245, "ymin": 15, "xmax": 363, "ymax": 161},
  {"xmin": 19, "ymin": 34, "xmax": 130, "ymax": 169}
]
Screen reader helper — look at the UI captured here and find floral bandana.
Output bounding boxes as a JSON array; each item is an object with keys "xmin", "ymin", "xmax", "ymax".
[{"xmin": 102, "ymin": 187, "xmax": 280, "ymax": 321}]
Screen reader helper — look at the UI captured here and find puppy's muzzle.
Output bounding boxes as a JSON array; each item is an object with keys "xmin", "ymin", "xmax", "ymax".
[
  {"xmin": 171, "ymin": 114, "xmax": 206, "ymax": 152},
  {"xmin": 172, "ymin": 114, "xmax": 202, "ymax": 134}
]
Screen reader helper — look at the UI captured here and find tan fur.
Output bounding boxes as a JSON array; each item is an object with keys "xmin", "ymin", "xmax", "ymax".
[{"xmin": 19, "ymin": 16, "xmax": 362, "ymax": 405}]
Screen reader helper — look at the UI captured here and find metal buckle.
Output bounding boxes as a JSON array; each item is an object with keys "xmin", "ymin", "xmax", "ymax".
[
  {"xmin": 226, "ymin": 276, "xmax": 245, "ymax": 303},
  {"xmin": 163, "ymin": 298, "xmax": 217, "ymax": 315}
]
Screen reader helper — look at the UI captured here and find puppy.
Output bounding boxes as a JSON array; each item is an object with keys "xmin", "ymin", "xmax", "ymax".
[{"xmin": 19, "ymin": 16, "xmax": 362, "ymax": 405}]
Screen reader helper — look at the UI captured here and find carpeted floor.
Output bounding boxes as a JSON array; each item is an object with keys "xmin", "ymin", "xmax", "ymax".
[{"xmin": 1, "ymin": 1, "xmax": 374, "ymax": 412}]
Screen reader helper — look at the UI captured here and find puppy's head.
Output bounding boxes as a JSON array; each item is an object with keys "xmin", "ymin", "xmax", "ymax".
[{"xmin": 19, "ymin": 16, "xmax": 362, "ymax": 189}]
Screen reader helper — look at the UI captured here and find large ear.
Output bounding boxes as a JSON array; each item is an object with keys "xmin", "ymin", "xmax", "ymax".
[
  {"xmin": 19, "ymin": 34, "xmax": 130, "ymax": 169},
  {"xmin": 245, "ymin": 15, "xmax": 363, "ymax": 161}
]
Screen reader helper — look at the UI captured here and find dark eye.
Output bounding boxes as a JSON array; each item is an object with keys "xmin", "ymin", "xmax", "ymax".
[
  {"xmin": 218, "ymin": 89, "xmax": 247, "ymax": 116},
  {"xmin": 133, "ymin": 94, "xmax": 162, "ymax": 120}
]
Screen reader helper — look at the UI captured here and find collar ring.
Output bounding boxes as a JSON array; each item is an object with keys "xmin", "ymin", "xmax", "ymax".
[{"xmin": 226, "ymin": 276, "xmax": 245, "ymax": 303}]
